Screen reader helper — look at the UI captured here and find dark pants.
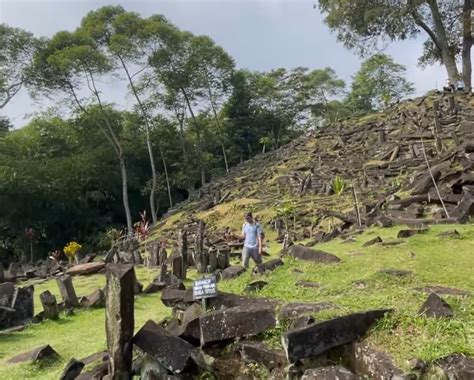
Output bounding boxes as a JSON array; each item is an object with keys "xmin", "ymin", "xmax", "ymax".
[{"xmin": 242, "ymin": 246, "xmax": 262, "ymax": 268}]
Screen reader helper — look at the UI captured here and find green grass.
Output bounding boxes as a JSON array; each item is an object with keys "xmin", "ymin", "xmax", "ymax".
[
  {"xmin": 0, "ymin": 267, "xmax": 170, "ymax": 380},
  {"xmin": 1, "ymin": 224, "xmax": 473, "ymax": 377},
  {"xmin": 219, "ymin": 223, "xmax": 474, "ymax": 369}
]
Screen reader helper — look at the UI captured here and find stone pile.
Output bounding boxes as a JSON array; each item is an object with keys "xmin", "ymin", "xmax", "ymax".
[{"xmin": 0, "ymin": 283, "xmax": 34, "ymax": 330}]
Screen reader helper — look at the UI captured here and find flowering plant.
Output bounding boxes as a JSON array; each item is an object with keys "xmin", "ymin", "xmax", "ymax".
[{"xmin": 63, "ymin": 241, "xmax": 81, "ymax": 263}]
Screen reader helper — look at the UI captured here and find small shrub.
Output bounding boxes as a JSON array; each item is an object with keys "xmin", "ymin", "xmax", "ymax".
[
  {"xmin": 63, "ymin": 241, "xmax": 81, "ymax": 264},
  {"xmin": 332, "ymin": 176, "xmax": 346, "ymax": 196}
]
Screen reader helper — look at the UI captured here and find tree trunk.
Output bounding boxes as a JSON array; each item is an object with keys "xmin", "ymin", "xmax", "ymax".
[
  {"xmin": 118, "ymin": 55, "xmax": 158, "ymax": 224},
  {"xmin": 160, "ymin": 147, "xmax": 173, "ymax": 209},
  {"xmin": 120, "ymin": 155, "xmax": 133, "ymax": 234},
  {"xmin": 463, "ymin": 0, "xmax": 472, "ymax": 91},
  {"xmin": 207, "ymin": 83, "xmax": 229, "ymax": 173},
  {"xmin": 427, "ymin": 0, "xmax": 460, "ymax": 80},
  {"xmin": 180, "ymin": 86, "xmax": 206, "ymax": 185}
]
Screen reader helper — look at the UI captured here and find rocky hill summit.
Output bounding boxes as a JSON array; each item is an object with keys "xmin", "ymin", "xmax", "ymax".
[{"xmin": 153, "ymin": 93, "xmax": 473, "ymax": 244}]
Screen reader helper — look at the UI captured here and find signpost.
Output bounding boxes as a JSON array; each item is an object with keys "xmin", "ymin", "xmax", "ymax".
[{"xmin": 193, "ymin": 275, "xmax": 217, "ymax": 311}]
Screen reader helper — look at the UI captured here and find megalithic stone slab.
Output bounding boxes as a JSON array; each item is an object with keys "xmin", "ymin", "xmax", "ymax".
[
  {"xmin": 105, "ymin": 264, "xmax": 135, "ymax": 380},
  {"xmin": 199, "ymin": 305, "xmax": 276, "ymax": 346},
  {"xmin": 11, "ymin": 285, "xmax": 34, "ymax": 322},
  {"xmin": 60, "ymin": 358, "xmax": 85, "ymax": 380},
  {"xmin": 418, "ymin": 293, "xmax": 454, "ymax": 318},
  {"xmin": 133, "ymin": 319, "xmax": 194, "ymax": 374},
  {"xmin": 40, "ymin": 290, "xmax": 59, "ymax": 320},
  {"xmin": 66, "ymin": 262, "xmax": 105, "ymax": 276},
  {"xmin": 7, "ymin": 344, "xmax": 59, "ymax": 364},
  {"xmin": 282, "ymin": 309, "xmax": 390, "ymax": 362},
  {"xmin": 287, "ymin": 245, "xmax": 341, "ymax": 263},
  {"xmin": 172, "ymin": 255, "xmax": 185, "ymax": 280},
  {"xmin": 56, "ymin": 275, "xmax": 79, "ymax": 308},
  {"xmin": 221, "ymin": 265, "xmax": 246, "ymax": 280}
]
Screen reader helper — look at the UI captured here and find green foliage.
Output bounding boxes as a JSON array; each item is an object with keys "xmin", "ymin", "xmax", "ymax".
[
  {"xmin": 331, "ymin": 175, "xmax": 346, "ymax": 197},
  {"xmin": 347, "ymin": 54, "xmax": 415, "ymax": 113}
]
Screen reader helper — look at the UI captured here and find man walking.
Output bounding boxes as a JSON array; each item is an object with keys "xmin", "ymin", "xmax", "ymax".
[{"xmin": 240, "ymin": 212, "xmax": 263, "ymax": 268}]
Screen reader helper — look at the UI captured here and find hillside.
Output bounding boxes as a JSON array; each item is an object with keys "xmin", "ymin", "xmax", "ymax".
[
  {"xmin": 1, "ymin": 93, "xmax": 473, "ymax": 380},
  {"xmin": 150, "ymin": 93, "xmax": 474, "ymax": 241}
]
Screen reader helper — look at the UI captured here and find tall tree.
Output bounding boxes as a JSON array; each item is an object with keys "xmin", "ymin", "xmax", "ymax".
[
  {"xmin": 318, "ymin": 1, "xmax": 469, "ymax": 86},
  {"xmin": 191, "ymin": 35, "xmax": 235, "ymax": 173},
  {"xmin": 29, "ymin": 30, "xmax": 134, "ymax": 232},
  {"xmin": 0, "ymin": 24, "xmax": 39, "ymax": 109},
  {"xmin": 347, "ymin": 54, "xmax": 415, "ymax": 113},
  {"xmin": 79, "ymin": 6, "xmax": 171, "ymax": 222}
]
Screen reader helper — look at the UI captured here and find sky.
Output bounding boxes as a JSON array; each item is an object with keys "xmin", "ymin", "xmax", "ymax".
[{"xmin": 0, "ymin": 0, "xmax": 447, "ymax": 128}]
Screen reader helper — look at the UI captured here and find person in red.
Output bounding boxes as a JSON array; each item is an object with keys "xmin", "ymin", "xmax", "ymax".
[{"xmin": 240, "ymin": 212, "xmax": 264, "ymax": 268}]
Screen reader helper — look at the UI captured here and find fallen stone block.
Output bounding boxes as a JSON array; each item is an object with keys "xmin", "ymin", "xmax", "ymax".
[
  {"xmin": 7, "ymin": 344, "xmax": 59, "ymax": 364},
  {"xmin": 302, "ymin": 365, "xmax": 361, "ymax": 380},
  {"xmin": 56, "ymin": 275, "xmax": 79, "ymax": 308},
  {"xmin": 236, "ymin": 341, "xmax": 286, "ymax": 370},
  {"xmin": 287, "ymin": 245, "xmax": 341, "ymax": 263},
  {"xmin": 418, "ymin": 293, "xmax": 453, "ymax": 318},
  {"xmin": 133, "ymin": 320, "xmax": 194, "ymax": 374},
  {"xmin": 60, "ymin": 358, "xmax": 85, "ymax": 380},
  {"xmin": 143, "ymin": 281, "xmax": 166, "ymax": 294},
  {"xmin": 434, "ymin": 353, "xmax": 474, "ymax": 380},
  {"xmin": 66, "ymin": 262, "xmax": 105, "ymax": 276},
  {"xmin": 220, "ymin": 265, "xmax": 246, "ymax": 280},
  {"xmin": 207, "ymin": 291, "xmax": 279, "ymax": 310},
  {"xmin": 245, "ymin": 280, "xmax": 268, "ymax": 293},
  {"xmin": 279, "ymin": 302, "xmax": 335, "ymax": 319},
  {"xmin": 11, "ymin": 285, "xmax": 34, "ymax": 322},
  {"xmin": 288, "ymin": 315, "xmax": 315, "ymax": 331},
  {"xmin": 161, "ymin": 288, "xmax": 187, "ymax": 307},
  {"xmin": 343, "ymin": 341, "xmax": 409, "ymax": 379},
  {"xmin": 200, "ymin": 305, "xmax": 276, "ymax": 345},
  {"xmin": 362, "ymin": 236, "xmax": 383, "ymax": 247},
  {"xmin": 253, "ymin": 259, "xmax": 284, "ymax": 275},
  {"xmin": 282, "ymin": 309, "xmax": 390, "ymax": 362},
  {"xmin": 80, "ymin": 289, "xmax": 105, "ymax": 308}
]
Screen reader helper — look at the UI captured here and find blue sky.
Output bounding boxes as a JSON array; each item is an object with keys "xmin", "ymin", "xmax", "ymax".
[{"xmin": 0, "ymin": 0, "xmax": 446, "ymax": 127}]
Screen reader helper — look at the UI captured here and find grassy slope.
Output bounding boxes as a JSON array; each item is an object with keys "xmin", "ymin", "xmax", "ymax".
[{"xmin": 0, "ymin": 224, "xmax": 473, "ymax": 378}]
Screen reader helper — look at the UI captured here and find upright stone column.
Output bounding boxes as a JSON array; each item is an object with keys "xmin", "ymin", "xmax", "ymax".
[
  {"xmin": 40, "ymin": 290, "xmax": 58, "ymax": 320},
  {"xmin": 149, "ymin": 243, "xmax": 159, "ymax": 266},
  {"xmin": 158, "ymin": 263, "xmax": 168, "ymax": 283},
  {"xmin": 178, "ymin": 230, "xmax": 188, "ymax": 269},
  {"xmin": 158, "ymin": 247, "xmax": 167, "ymax": 266},
  {"xmin": 171, "ymin": 255, "xmax": 184, "ymax": 280},
  {"xmin": 56, "ymin": 275, "xmax": 79, "ymax": 308},
  {"xmin": 0, "ymin": 266, "xmax": 4, "ymax": 283},
  {"xmin": 105, "ymin": 264, "xmax": 135, "ymax": 380}
]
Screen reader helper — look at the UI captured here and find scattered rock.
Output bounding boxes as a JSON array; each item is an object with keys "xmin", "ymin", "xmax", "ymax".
[
  {"xmin": 236, "ymin": 341, "xmax": 286, "ymax": 370},
  {"xmin": 397, "ymin": 229, "xmax": 428, "ymax": 238},
  {"xmin": 133, "ymin": 320, "xmax": 194, "ymax": 374},
  {"xmin": 418, "ymin": 293, "xmax": 454, "ymax": 318},
  {"xmin": 245, "ymin": 280, "xmax": 268, "ymax": 293},
  {"xmin": 381, "ymin": 239, "xmax": 406, "ymax": 246},
  {"xmin": 7, "ymin": 344, "xmax": 59, "ymax": 364},
  {"xmin": 414, "ymin": 285, "xmax": 470, "ymax": 297},
  {"xmin": 60, "ymin": 358, "xmax": 85, "ymax": 380},
  {"xmin": 200, "ymin": 305, "xmax": 276, "ymax": 345},
  {"xmin": 279, "ymin": 302, "xmax": 335, "ymax": 319},
  {"xmin": 282, "ymin": 309, "xmax": 390, "ymax": 362},
  {"xmin": 80, "ymin": 289, "xmax": 105, "ymax": 308},
  {"xmin": 56, "ymin": 275, "xmax": 79, "ymax": 308},
  {"xmin": 407, "ymin": 357, "xmax": 427, "ymax": 371},
  {"xmin": 362, "ymin": 236, "xmax": 383, "ymax": 247},
  {"xmin": 66, "ymin": 262, "xmax": 105, "ymax": 276},
  {"xmin": 301, "ymin": 365, "xmax": 361, "ymax": 380},
  {"xmin": 207, "ymin": 291, "xmax": 279, "ymax": 310},
  {"xmin": 253, "ymin": 259, "xmax": 284, "ymax": 274},
  {"xmin": 295, "ymin": 280, "xmax": 320, "ymax": 288},
  {"xmin": 287, "ymin": 245, "xmax": 341, "ymax": 263},
  {"xmin": 220, "ymin": 265, "xmax": 246, "ymax": 280}
]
